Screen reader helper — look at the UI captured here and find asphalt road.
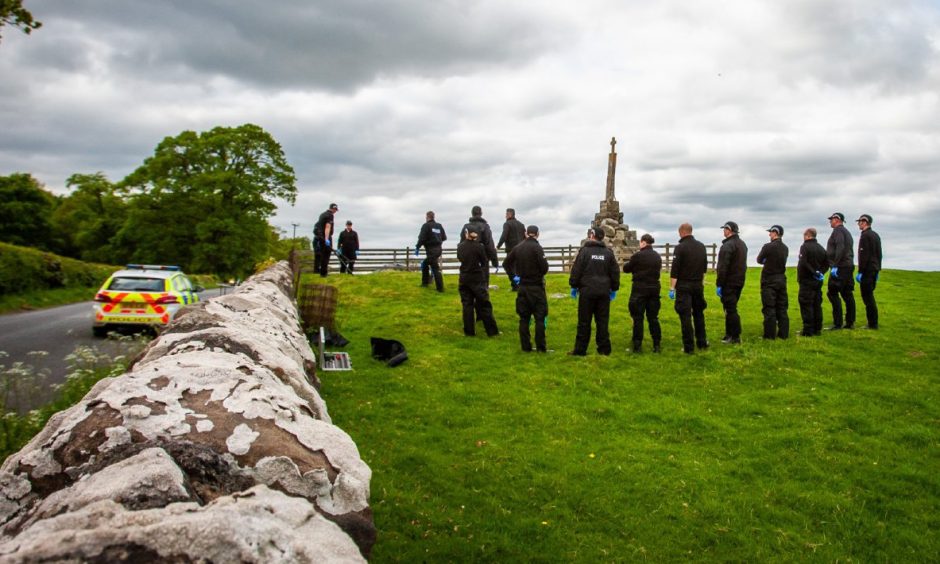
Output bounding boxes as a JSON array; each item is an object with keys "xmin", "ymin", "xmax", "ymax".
[{"xmin": 0, "ymin": 301, "xmax": 146, "ymax": 409}]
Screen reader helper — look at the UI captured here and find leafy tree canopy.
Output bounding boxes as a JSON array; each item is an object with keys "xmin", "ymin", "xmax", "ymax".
[
  {"xmin": 0, "ymin": 173, "xmax": 59, "ymax": 251},
  {"xmin": 51, "ymin": 173, "xmax": 127, "ymax": 263},
  {"xmin": 0, "ymin": 0, "xmax": 41, "ymax": 41}
]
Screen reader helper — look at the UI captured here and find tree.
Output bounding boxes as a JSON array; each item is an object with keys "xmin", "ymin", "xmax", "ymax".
[
  {"xmin": 0, "ymin": 173, "xmax": 59, "ymax": 251},
  {"xmin": 50, "ymin": 173, "xmax": 128, "ymax": 263},
  {"xmin": 0, "ymin": 0, "xmax": 41, "ymax": 42},
  {"xmin": 119, "ymin": 124, "xmax": 297, "ymax": 278}
]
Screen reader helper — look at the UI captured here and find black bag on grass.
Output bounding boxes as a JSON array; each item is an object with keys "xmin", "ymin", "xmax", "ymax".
[{"xmin": 370, "ymin": 337, "xmax": 408, "ymax": 367}]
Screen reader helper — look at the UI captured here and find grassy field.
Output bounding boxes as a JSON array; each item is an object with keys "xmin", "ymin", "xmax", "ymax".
[{"xmin": 311, "ymin": 268, "xmax": 939, "ymax": 562}]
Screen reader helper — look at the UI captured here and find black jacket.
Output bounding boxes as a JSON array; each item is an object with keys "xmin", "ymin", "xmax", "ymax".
[
  {"xmin": 569, "ymin": 240, "xmax": 620, "ymax": 297},
  {"xmin": 417, "ymin": 220, "xmax": 447, "ymax": 250},
  {"xmin": 797, "ymin": 238, "xmax": 828, "ymax": 284},
  {"xmin": 756, "ymin": 238, "xmax": 788, "ymax": 283},
  {"xmin": 337, "ymin": 229, "xmax": 359, "ymax": 258},
  {"xmin": 623, "ymin": 245, "xmax": 662, "ymax": 292},
  {"xmin": 462, "ymin": 216, "xmax": 499, "ymax": 267},
  {"xmin": 457, "ymin": 239, "xmax": 488, "ymax": 284},
  {"xmin": 857, "ymin": 228, "xmax": 882, "ymax": 274},
  {"xmin": 826, "ymin": 224, "xmax": 854, "ymax": 268},
  {"xmin": 498, "ymin": 218, "xmax": 526, "ymax": 251},
  {"xmin": 716, "ymin": 234, "xmax": 748, "ymax": 288},
  {"xmin": 670, "ymin": 234, "xmax": 707, "ymax": 288},
  {"xmin": 313, "ymin": 209, "xmax": 335, "ymax": 241},
  {"xmin": 504, "ymin": 237, "xmax": 549, "ymax": 286}
]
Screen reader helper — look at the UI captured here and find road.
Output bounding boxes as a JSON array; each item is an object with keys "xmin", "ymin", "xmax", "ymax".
[{"xmin": 0, "ymin": 300, "xmax": 149, "ymax": 410}]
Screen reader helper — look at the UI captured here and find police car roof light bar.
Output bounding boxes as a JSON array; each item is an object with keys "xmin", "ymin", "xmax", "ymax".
[{"xmin": 126, "ymin": 264, "xmax": 182, "ymax": 271}]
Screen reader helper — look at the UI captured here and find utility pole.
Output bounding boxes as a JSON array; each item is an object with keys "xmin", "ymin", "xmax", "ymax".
[{"xmin": 291, "ymin": 223, "xmax": 299, "ymax": 250}]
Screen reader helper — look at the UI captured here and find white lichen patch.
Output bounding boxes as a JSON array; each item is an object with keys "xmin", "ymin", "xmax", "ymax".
[
  {"xmin": 195, "ymin": 420, "xmax": 214, "ymax": 433},
  {"xmin": 226, "ymin": 423, "xmax": 259, "ymax": 455}
]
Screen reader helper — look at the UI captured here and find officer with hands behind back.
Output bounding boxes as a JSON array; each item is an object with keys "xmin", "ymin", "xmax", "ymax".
[{"xmin": 622, "ymin": 233, "xmax": 662, "ymax": 353}]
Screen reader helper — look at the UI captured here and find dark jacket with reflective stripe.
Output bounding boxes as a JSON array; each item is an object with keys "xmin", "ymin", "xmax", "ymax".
[{"xmin": 569, "ymin": 240, "xmax": 620, "ymax": 297}]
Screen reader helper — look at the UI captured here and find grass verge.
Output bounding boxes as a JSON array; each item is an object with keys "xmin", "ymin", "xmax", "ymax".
[{"xmin": 311, "ymin": 268, "xmax": 939, "ymax": 562}]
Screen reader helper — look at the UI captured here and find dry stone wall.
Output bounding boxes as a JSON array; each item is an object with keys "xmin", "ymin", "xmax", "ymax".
[{"xmin": 0, "ymin": 262, "xmax": 374, "ymax": 562}]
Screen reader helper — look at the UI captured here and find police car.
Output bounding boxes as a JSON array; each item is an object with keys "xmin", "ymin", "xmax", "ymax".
[{"xmin": 92, "ymin": 264, "xmax": 203, "ymax": 337}]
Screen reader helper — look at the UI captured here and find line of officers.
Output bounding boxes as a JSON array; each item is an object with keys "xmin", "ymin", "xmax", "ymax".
[{"xmin": 415, "ymin": 206, "xmax": 883, "ymax": 356}]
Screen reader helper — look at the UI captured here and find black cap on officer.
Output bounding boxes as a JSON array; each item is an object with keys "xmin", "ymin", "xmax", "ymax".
[
  {"xmin": 767, "ymin": 224, "xmax": 784, "ymax": 236},
  {"xmin": 827, "ymin": 212, "xmax": 845, "ymax": 221},
  {"xmin": 720, "ymin": 221, "xmax": 739, "ymax": 233},
  {"xmin": 856, "ymin": 214, "xmax": 873, "ymax": 224}
]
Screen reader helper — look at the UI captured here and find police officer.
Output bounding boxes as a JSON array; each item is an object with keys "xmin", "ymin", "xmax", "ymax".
[
  {"xmin": 825, "ymin": 212, "xmax": 856, "ymax": 330},
  {"xmin": 457, "ymin": 226, "xmax": 499, "ymax": 337},
  {"xmin": 669, "ymin": 223, "xmax": 709, "ymax": 354},
  {"xmin": 504, "ymin": 225, "xmax": 550, "ymax": 352},
  {"xmin": 337, "ymin": 220, "xmax": 359, "ymax": 274},
  {"xmin": 855, "ymin": 214, "xmax": 883, "ymax": 329},
  {"xmin": 622, "ymin": 233, "xmax": 662, "ymax": 353},
  {"xmin": 313, "ymin": 203, "xmax": 338, "ymax": 277},
  {"xmin": 716, "ymin": 221, "xmax": 748, "ymax": 344},
  {"xmin": 462, "ymin": 206, "xmax": 500, "ymax": 275},
  {"xmin": 568, "ymin": 227, "xmax": 620, "ymax": 356},
  {"xmin": 796, "ymin": 227, "xmax": 828, "ymax": 337},
  {"xmin": 415, "ymin": 211, "xmax": 447, "ymax": 292},
  {"xmin": 756, "ymin": 225, "xmax": 789, "ymax": 339},
  {"xmin": 498, "ymin": 208, "xmax": 526, "ymax": 291}
]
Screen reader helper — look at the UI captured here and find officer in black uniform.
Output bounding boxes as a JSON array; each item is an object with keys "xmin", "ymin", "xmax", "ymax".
[
  {"xmin": 622, "ymin": 233, "xmax": 662, "ymax": 353},
  {"xmin": 504, "ymin": 225, "xmax": 550, "ymax": 352},
  {"xmin": 568, "ymin": 227, "xmax": 620, "ymax": 356},
  {"xmin": 461, "ymin": 206, "xmax": 499, "ymax": 275},
  {"xmin": 797, "ymin": 227, "xmax": 828, "ymax": 336},
  {"xmin": 756, "ymin": 224, "xmax": 789, "ymax": 339},
  {"xmin": 457, "ymin": 226, "xmax": 499, "ymax": 337},
  {"xmin": 337, "ymin": 220, "xmax": 359, "ymax": 274},
  {"xmin": 716, "ymin": 221, "xmax": 748, "ymax": 344},
  {"xmin": 669, "ymin": 223, "xmax": 709, "ymax": 354},
  {"xmin": 825, "ymin": 212, "xmax": 856, "ymax": 329},
  {"xmin": 855, "ymin": 214, "xmax": 883, "ymax": 329},
  {"xmin": 312, "ymin": 203, "xmax": 338, "ymax": 277},
  {"xmin": 415, "ymin": 211, "xmax": 447, "ymax": 292},
  {"xmin": 498, "ymin": 208, "xmax": 526, "ymax": 291}
]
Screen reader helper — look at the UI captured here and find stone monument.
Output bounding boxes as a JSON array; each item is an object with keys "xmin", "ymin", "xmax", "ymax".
[{"xmin": 592, "ymin": 137, "xmax": 639, "ymax": 263}]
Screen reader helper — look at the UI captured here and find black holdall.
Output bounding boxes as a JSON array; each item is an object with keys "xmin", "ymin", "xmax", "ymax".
[{"xmin": 370, "ymin": 337, "xmax": 408, "ymax": 367}]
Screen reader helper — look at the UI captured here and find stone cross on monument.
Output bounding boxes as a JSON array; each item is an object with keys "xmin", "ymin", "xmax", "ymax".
[{"xmin": 591, "ymin": 136, "xmax": 639, "ymax": 263}]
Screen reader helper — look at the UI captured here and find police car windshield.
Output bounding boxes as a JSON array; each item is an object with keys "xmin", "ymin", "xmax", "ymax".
[{"xmin": 108, "ymin": 277, "xmax": 166, "ymax": 292}]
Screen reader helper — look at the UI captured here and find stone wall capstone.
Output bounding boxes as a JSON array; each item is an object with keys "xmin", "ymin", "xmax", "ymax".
[{"xmin": 0, "ymin": 262, "xmax": 374, "ymax": 562}]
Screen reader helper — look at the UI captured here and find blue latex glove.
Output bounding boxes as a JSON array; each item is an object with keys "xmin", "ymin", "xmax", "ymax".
[
  {"xmin": 324, "ymin": 239, "xmax": 331, "ymax": 248},
  {"xmin": 609, "ymin": 290, "xmax": 617, "ymax": 301},
  {"xmin": 830, "ymin": 266, "xmax": 839, "ymax": 277},
  {"xmin": 875, "ymin": 272, "xmax": 879, "ymax": 282},
  {"xmin": 668, "ymin": 289, "xmax": 676, "ymax": 300},
  {"xmin": 512, "ymin": 275, "xmax": 521, "ymax": 285},
  {"xmin": 414, "ymin": 248, "xmax": 420, "ymax": 257},
  {"xmin": 814, "ymin": 271, "xmax": 824, "ymax": 281},
  {"xmin": 355, "ymin": 250, "xmax": 360, "ymax": 257},
  {"xmin": 570, "ymin": 288, "xmax": 578, "ymax": 299},
  {"xmin": 494, "ymin": 265, "xmax": 500, "ymax": 274},
  {"xmin": 855, "ymin": 272, "xmax": 862, "ymax": 283},
  {"xmin": 716, "ymin": 286, "xmax": 723, "ymax": 298}
]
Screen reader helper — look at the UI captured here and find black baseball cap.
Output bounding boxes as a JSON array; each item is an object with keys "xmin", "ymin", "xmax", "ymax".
[
  {"xmin": 526, "ymin": 225, "xmax": 539, "ymax": 235},
  {"xmin": 329, "ymin": 203, "xmax": 339, "ymax": 211},
  {"xmin": 720, "ymin": 221, "xmax": 739, "ymax": 233},
  {"xmin": 767, "ymin": 224, "xmax": 784, "ymax": 236},
  {"xmin": 827, "ymin": 212, "xmax": 844, "ymax": 221},
  {"xmin": 856, "ymin": 214, "xmax": 873, "ymax": 224}
]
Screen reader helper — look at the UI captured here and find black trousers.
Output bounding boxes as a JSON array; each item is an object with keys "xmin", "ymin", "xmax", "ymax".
[
  {"xmin": 314, "ymin": 239, "xmax": 331, "ymax": 277},
  {"xmin": 798, "ymin": 280, "xmax": 824, "ymax": 336},
  {"xmin": 720, "ymin": 286, "xmax": 743, "ymax": 339},
  {"xmin": 516, "ymin": 285, "xmax": 548, "ymax": 351},
  {"xmin": 859, "ymin": 272, "xmax": 878, "ymax": 328},
  {"xmin": 675, "ymin": 286, "xmax": 707, "ymax": 353},
  {"xmin": 339, "ymin": 254, "xmax": 356, "ymax": 274},
  {"xmin": 574, "ymin": 292, "xmax": 611, "ymax": 355},
  {"xmin": 827, "ymin": 266, "xmax": 856, "ymax": 327},
  {"xmin": 421, "ymin": 247, "xmax": 444, "ymax": 291},
  {"xmin": 761, "ymin": 277, "xmax": 789, "ymax": 339},
  {"xmin": 628, "ymin": 291, "xmax": 661, "ymax": 346},
  {"xmin": 459, "ymin": 280, "xmax": 498, "ymax": 336}
]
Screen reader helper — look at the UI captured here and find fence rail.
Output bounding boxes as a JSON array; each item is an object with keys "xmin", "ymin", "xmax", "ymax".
[{"xmin": 291, "ymin": 243, "xmax": 717, "ymax": 277}]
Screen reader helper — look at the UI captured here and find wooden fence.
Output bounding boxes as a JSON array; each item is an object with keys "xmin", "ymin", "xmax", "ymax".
[{"xmin": 291, "ymin": 243, "xmax": 717, "ymax": 277}]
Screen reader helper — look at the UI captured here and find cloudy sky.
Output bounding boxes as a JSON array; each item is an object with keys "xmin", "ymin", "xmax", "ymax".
[{"xmin": 2, "ymin": 0, "xmax": 939, "ymax": 269}]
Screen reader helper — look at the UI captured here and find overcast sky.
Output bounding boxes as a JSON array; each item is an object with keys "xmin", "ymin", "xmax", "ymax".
[{"xmin": 2, "ymin": 0, "xmax": 939, "ymax": 269}]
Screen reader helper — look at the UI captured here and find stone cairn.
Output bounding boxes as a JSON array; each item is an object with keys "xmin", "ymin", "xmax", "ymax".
[
  {"xmin": 590, "ymin": 137, "xmax": 640, "ymax": 263},
  {"xmin": 0, "ymin": 262, "xmax": 373, "ymax": 562}
]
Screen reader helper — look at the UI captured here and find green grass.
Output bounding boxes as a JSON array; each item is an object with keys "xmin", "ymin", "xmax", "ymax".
[
  {"xmin": 0, "ymin": 285, "xmax": 101, "ymax": 314},
  {"xmin": 310, "ymin": 268, "xmax": 939, "ymax": 562}
]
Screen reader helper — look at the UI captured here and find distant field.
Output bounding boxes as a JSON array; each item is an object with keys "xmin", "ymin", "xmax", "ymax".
[{"xmin": 312, "ymin": 268, "xmax": 939, "ymax": 562}]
